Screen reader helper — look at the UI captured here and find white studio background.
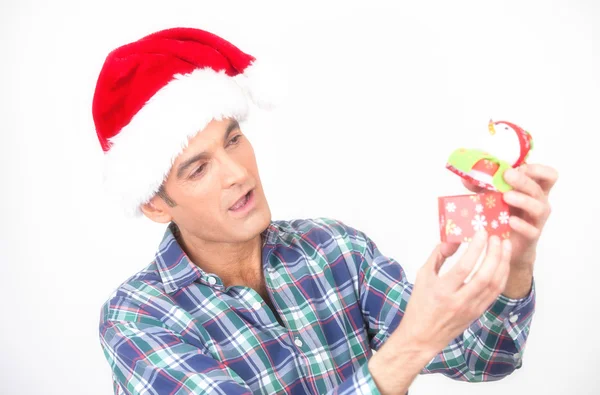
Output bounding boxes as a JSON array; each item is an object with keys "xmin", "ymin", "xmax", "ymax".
[{"xmin": 1, "ymin": 0, "xmax": 598, "ymax": 394}]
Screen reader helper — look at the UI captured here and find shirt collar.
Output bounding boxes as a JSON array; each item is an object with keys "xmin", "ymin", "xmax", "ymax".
[{"xmin": 155, "ymin": 221, "xmax": 288, "ymax": 294}]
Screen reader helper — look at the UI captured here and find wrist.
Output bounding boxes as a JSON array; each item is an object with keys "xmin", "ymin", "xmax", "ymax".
[
  {"xmin": 503, "ymin": 265, "xmax": 534, "ymax": 299},
  {"xmin": 369, "ymin": 332, "xmax": 435, "ymax": 394}
]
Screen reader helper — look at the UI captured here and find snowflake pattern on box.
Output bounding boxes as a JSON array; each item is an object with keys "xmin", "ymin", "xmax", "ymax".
[{"xmin": 438, "ymin": 191, "xmax": 510, "ymax": 243}]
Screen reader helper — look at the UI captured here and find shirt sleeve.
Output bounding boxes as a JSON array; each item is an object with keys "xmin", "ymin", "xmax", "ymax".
[
  {"xmin": 99, "ymin": 320, "xmax": 253, "ymax": 395},
  {"xmin": 329, "ymin": 218, "xmax": 535, "ymax": 383},
  {"xmin": 326, "ymin": 361, "xmax": 382, "ymax": 395}
]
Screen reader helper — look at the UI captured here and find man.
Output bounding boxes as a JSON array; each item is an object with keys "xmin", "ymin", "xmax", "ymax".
[{"xmin": 95, "ymin": 27, "xmax": 557, "ymax": 394}]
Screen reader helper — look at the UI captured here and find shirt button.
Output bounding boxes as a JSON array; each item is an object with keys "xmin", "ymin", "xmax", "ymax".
[
  {"xmin": 207, "ymin": 276, "xmax": 217, "ymax": 285},
  {"xmin": 294, "ymin": 337, "xmax": 303, "ymax": 347},
  {"xmin": 509, "ymin": 313, "xmax": 519, "ymax": 323},
  {"xmin": 252, "ymin": 302, "xmax": 262, "ymax": 310}
]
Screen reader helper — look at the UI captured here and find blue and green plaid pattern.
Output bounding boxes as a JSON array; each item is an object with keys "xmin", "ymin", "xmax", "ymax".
[{"xmin": 99, "ymin": 218, "xmax": 535, "ymax": 394}]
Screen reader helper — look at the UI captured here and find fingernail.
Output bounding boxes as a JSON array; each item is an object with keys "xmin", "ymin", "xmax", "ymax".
[
  {"xmin": 504, "ymin": 191, "xmax": 519, "ymax": 203},
  {"xmin": 489, "ymin": 235, "xmax": 500, "ymax": 246},
  {"xmin": 504, "ymin": 169, "xmax": 518, "ymax": 181},
  {"xmin": 475, "ymin": 229, "xmax": 488, "ymax": 241}
]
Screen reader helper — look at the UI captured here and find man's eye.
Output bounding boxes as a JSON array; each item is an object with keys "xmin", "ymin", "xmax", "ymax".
[
  {"xmin": 228, "ymin": 135, "xmax": 242, "ymax": 146},
  {"xmin": 191, "ymin": 164, "xmax": 207, "ymax": 177}
]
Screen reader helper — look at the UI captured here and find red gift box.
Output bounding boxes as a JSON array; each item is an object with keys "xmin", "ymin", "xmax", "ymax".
[{"xmin": 438, "ymin": 191, "xmax": 510, "ymax": 243}]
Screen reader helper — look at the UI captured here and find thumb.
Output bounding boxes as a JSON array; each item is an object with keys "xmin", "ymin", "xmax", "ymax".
[{"xmin": 426, "ymin": 242, "xmax": 460, "ymax": 274}]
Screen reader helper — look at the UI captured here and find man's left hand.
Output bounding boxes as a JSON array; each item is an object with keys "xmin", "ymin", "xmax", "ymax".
[
  {"xmin": 500, "ymin": 164, "xmax": 558, "ymax": 269},
  {"xmin": 463, "ymin": 164, "xmax": 559, "ymax": 270}
]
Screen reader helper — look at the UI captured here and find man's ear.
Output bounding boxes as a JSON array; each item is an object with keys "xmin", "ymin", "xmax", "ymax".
[{"xmin": 140, "ymin": 196, "xmax": 173, "ymax": 224}]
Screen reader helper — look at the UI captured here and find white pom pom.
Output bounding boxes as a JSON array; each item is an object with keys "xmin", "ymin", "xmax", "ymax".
[{"xmin": 235, "ymin": 57, "xmax": 288, "ymax": 110}]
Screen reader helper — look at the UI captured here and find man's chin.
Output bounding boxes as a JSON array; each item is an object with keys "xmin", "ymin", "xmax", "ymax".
[{"xmin": 228, "ymin": 205, "xmax": 271, "ymax": 240}]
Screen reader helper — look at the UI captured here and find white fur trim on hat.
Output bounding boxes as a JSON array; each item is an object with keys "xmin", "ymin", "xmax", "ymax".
[{"xmin": 103, "ymin": 68, "xmax": 250, "ymax": 217}]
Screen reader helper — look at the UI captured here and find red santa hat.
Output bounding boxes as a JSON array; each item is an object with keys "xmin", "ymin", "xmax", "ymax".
[{"xmin": 92, "ymin": 27, "xmax": 280, "ymax": 217}]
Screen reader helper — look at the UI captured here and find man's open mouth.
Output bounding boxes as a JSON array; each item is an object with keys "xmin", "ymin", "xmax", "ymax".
[{"xmin": 229, "ymin": 190, "xmax": 254, "ymax": 211}]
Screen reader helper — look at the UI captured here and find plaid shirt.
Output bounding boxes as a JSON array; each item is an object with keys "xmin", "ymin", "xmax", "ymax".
[{"xmin": 99, "ymin": 218, "xmax": 535, "ymax": 394}]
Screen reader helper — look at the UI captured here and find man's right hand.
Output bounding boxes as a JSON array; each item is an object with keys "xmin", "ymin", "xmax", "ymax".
[
  {"xmin": 369, "ymin": 230, "xmax": 512, "ymax": 395},
  {"xmin": 398, "ymin": 230, "xmax": 512, "ymax": 356}
]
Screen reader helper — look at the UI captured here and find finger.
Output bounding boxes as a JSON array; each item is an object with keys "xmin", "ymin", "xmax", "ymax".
[
  {"xmin": 426, "ymin": 242, "xmax": 461, "ymax": 275},
  {"xmin": 509, "ymin": 215, "xmax": 542, "ymax": 240},
  {"xmin": 503, "ymin": 168, "xmax": 545, "ymax": 200},
  {"xmin": 439, "ymin": 242, "xmax": 461, "ymax": 260},
  {"xmin": 457, "ymin": 235, "xmax": 504, "ymax": 300},
  {"xmin": 473, "ymin": 240, "xmax": 512, "ymax": 314},
  {"xmin": 476, "ymin": 239, "xmax": 511, "ymax": 300},
  {"xmin": 522, "ymin": 164, "xmax": 559, "ymax": 194},
  {"xmin": 503, "ymin": 191, "xmax": 549, "ymax": 224},
  {"xmin": 444, "ymin": 230, "xmax": 488, "ymax": 289}
]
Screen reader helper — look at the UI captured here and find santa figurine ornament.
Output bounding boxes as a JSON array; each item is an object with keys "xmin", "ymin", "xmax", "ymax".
[{"xmin": 438, "ymin": 119, "xmax": 534, "ymax": 243}]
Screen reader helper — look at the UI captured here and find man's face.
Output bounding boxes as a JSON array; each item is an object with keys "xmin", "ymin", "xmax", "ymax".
[{"xmin": 144, "ymin": 118, "xmax": 271, "ymax": 243}]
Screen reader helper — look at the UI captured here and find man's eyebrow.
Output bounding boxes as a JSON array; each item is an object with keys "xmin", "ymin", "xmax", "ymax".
[
  {"xmin": 226, "ymin": 119, "xmax": 240, "ymax": 138},
  {"xmin": 176, "ymin": 119, "xmax": 241, "ymax": 179}
]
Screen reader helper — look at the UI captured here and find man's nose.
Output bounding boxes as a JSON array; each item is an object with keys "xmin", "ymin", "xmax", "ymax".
[{"xmin": 219, "ymin": 151, "xmax": 247, "ymax": 187}]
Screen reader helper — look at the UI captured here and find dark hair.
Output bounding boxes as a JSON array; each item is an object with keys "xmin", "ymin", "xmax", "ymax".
[{"xmin": 156, "ymin": 184, "xmax": 177, "ymax": 207}]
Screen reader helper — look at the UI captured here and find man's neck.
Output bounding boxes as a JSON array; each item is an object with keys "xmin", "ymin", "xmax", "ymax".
[{"xmin": 175, "ymin": 225, "xmax": 265, "ymax": 290}]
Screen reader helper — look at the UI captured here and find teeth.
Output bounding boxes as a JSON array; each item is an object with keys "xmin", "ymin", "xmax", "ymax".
[{"xmin": 231, "ymin": 193, "xmax": 248, "ymax": 210}]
